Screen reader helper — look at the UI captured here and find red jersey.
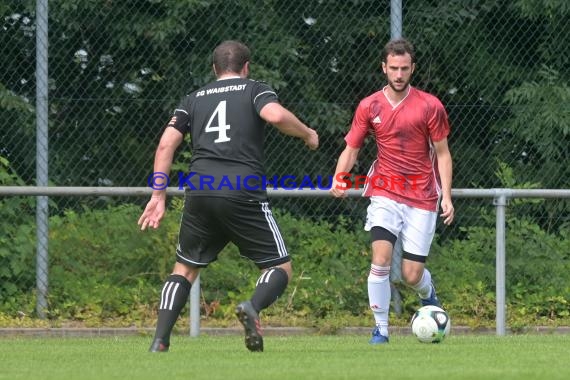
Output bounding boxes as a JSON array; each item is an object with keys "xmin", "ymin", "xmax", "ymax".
[{"xmin": 345, "ymin": 86, "xmax": 450, "ymax": 211}]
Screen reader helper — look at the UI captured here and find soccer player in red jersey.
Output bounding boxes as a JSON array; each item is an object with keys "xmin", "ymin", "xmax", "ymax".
[{"xmin": 330, "ymin": 38, "xmax": 454, "ymax": 344}]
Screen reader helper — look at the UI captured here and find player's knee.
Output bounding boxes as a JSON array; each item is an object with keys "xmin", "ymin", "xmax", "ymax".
[
  {"xmin": 275, "ymin": 262, "xmax": 292, "ymax": 282},
  {"xmin": 401, "ymin": 252, "xmax": 426, "ymax": 285},
  {"xmin": 172, "ymin": 262, "xmax": 200, "ymax": 284},
  {"xmin": 402, "ymin": 269, "xmax": 422, "ymax": 286}
]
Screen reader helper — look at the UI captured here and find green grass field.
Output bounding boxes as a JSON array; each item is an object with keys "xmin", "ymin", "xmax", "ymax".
[{"xmin": 1, "ymin": 334, "xmax": 569, "ymax": 380}]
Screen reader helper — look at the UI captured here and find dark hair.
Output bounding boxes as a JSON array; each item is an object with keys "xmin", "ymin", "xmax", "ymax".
[
  {"xmin": 212, "ymin": 40, "xmax": 251, "ymax": 75},
  {"xmin": 382, "ymin": 38, "xmax": 416, "ymax": 63}
]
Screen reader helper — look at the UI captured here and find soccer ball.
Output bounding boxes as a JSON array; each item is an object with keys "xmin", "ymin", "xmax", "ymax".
[{"xmin": 410, "ymin": 305, "xmax": 451, "ymax": 343}]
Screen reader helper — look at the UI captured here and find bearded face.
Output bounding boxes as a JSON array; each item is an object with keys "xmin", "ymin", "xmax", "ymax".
[{"xmin": 382, "ymin": 53, "xmax": 415, "ymax": 93}]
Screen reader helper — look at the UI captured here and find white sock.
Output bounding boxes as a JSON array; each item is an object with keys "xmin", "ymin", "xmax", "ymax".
[
  {"xmin": 410, "ymin": 268, "xmax": 432, "ymax": 299},
  {"xmin": 368, "ymin": 264, "xmax": 391, "ymax": 336}
]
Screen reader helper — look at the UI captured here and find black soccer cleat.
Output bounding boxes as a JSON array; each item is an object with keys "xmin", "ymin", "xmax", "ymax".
[
  {"xmin": 149, "ymin": 338, "xmax": 169, "ymax": 353},
  {"xmin": 235, "ymin": 301, "xmax": 264, "ymax": 352}
]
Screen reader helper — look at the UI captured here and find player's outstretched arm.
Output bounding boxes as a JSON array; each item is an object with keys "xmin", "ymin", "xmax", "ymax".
[
  {"xmin": 138, "ymin": 127, "xmax": 184, "ymax": 230},
  {"xmin": 260, "ymin": 102, "xmax": 318, "ymax": 150}
]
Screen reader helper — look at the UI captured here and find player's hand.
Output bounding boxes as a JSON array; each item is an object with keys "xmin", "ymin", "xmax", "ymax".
[
  {"xmin": 329, "ymin": 177, "xmax": 348, "ymax": 198},
  {"xmin": 304, "ymin": 129, "xmax": 319, "ymax": 150},
  {"xmin": 138, "ymin": 196, "xmax": 166, "ymax": 230},
  {"xmin": 440, "ymin": 197, "xmax": 454, "ymax": 225}
]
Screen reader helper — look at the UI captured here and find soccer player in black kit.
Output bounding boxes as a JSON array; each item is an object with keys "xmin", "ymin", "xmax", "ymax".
[{"xmin": 138, "ymin": 40, "xmax": 319, "ymax": 352}]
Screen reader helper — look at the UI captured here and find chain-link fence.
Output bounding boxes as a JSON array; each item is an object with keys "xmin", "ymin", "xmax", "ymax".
[{"xmin": 1, "ymin": 1, "xmax": 569, "ymax": 325}]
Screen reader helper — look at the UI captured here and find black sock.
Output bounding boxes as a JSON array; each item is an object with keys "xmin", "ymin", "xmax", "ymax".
[
  {"xmin": 153, "ymin": 274, "xmax": 191, "ymax": 345},
  {"xmin": 250, "ymin": 267, "xmax": 289, "ymax": 313}
]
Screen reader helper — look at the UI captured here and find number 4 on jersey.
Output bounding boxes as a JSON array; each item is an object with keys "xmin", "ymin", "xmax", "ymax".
[{"xmin": 205, "ymin": 100, "xmax": 231, "ymax": 143}]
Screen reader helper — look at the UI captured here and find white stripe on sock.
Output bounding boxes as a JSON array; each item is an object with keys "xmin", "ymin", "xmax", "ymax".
[
  {"xmin": 256, "ymin": 268, "xmax": 275, "ymax": 286},
  {"xmin": 167, "ymin": 283, "xmax": 180, "ymax": 310},
  {"xmin": 159, "ymin": 282, "xmax": 170, "ymax": 309},
  {"xmin": 160, "ymin": 282, "xmax": 174, "ymax": 310}
]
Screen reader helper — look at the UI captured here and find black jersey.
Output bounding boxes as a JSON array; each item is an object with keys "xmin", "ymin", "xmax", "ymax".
[{"xmin": 169, "ymin": 77, "xmax": 278, "ymax": 200}]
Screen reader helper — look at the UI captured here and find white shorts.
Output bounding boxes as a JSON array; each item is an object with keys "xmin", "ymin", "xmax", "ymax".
[{"xmin": 364, "ymin": 196, "xmax": 437, "ymax": 257}]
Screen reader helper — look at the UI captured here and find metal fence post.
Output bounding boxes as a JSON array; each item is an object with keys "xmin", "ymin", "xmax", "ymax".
[
  {"xmin": 493, "ymin": 190, "xmax": 509, "ymax": 336},
  {"xmin": 390, "ymin": 0, "xmax": 403, "ymax": 39},
  {"xmin": 35, "ymin": 0, "xmax": 49, "ymax": 319},
  {"xmin": 190, "ymin": 273, "xmax": 200, "ymax": 337}
]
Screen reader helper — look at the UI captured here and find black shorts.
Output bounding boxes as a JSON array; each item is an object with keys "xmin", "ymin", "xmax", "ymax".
[{"xmin": 176, "ymin": 196, "xmax": 290, "ymax": 269}]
